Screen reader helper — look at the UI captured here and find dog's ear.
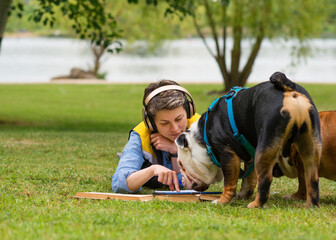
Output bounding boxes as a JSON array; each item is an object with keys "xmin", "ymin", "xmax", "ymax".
[{"xmin": 176, "ymin": 133, "xmax": 189, "ymax": 148}]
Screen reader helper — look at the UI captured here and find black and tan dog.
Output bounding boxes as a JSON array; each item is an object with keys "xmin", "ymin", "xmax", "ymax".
[
  {"xmin": 273, "ymin": 111, "xmax": 336, "ymax": 200},
  {"xmin": 175, "ymin": 72, "xmax": 322, "ymax": 208}
]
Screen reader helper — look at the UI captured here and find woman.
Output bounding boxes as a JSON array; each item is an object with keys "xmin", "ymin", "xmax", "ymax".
[{"xmin": 112, "ymin": 80, "xmax": 200, "ymax": 193}]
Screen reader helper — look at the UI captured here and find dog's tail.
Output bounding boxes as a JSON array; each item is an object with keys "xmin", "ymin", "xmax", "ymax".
[{"xmin": 270, "ymin": 72, "xmax": 296, "ymax": 91}]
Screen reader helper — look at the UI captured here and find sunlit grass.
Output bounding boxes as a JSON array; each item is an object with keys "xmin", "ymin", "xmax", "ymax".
[{"xmin": 0, "ymin": 83, "xmax": 336, "ymax": 239}]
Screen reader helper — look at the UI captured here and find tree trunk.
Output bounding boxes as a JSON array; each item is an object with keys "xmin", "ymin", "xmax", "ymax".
[
  {"xmin": 196, "ymin": 0, "xmax": 267, "ymax": 94},
  {"xmin": 238, "ymin": 32, "xmax": 264, "ymax": 86},
  {"xmin": 216, "ymin": 33, "xmax": 263, "ymax": 93},
  {"xmin": 216, "ymin": 56, "xmax": 233, "ymax": 93},
  {"xmin": 91, "ymin": 41, "xmax": 106, "ymax": 76},
  {"xmin": 0, "ymin": 0, "xmax": 13, "ymax": 53},
  {"xmin": 215, "ymin": 23, "xmax": 264, "ymax": 93}
]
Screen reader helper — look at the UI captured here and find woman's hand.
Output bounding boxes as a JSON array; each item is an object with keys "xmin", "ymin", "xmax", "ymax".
[
  {"xmin": 152, "ymin": 165, "xmax": 180, "ymax": 191},
  {"xmin": 150, "ymin": 133, "xmax": 178, "ymax": 154}
]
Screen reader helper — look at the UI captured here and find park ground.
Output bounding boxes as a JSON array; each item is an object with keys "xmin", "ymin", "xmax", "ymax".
[{"xmin": 1, "ymin": 83, "xmax": 336, "ymax": 239}]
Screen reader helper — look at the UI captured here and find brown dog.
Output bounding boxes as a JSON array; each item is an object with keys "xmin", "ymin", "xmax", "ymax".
[{"xmin": 275, "ymin": 111, "xmax": 336, "ymax": 200}]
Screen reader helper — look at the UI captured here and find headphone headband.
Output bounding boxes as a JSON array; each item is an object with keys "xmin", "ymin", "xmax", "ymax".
[{"xmin": 144, "ymin": 85, "xmax": 193, "ymax": 106}]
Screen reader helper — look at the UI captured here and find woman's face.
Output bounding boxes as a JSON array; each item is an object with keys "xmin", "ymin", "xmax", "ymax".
[{"xmin": 154, "ymin": 106, "xmax": 188, "ymax": 141}]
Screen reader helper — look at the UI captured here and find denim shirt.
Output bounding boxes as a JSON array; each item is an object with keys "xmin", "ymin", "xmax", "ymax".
[{"xmin": 112, "ymin": 131, "xmax": 183, "ymax": 193}]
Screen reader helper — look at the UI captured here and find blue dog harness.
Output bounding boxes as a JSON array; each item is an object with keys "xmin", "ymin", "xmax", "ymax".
[{"xmin": 203, "ymin": 86, "xmax": 255, "ymax": 179}]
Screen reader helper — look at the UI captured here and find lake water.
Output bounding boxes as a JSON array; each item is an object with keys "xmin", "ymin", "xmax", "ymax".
[{"xmin": 0, "ymin": 37, "xmax": 335, "ymax": 84}]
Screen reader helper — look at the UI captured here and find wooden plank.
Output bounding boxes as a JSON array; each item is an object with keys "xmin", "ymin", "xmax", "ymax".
[
  {"xmin": 154, "ymin": 194, "xmax": 200, "ymax": 202},
  {"xmin": 74, "ymin": 192, "xmax": 154, "ymax": 201},
  {"xmin": 74, "ymin": 192, "xmax": 221, "ymax": 203},
  {"xmin": 154, "ymin": 194, "xmax": 221, "ymax": 202}
]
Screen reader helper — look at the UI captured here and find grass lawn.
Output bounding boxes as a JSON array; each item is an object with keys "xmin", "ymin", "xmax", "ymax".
[{"xmin": 0, "ymin": 83, "xmax": 336, "ymax": 240}]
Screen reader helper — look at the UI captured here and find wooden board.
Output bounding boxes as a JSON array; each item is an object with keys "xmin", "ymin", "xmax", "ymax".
[
  {"xmin": 155, "ymin": 194, "xmax": 220, "ymax": 202},
  {"xmin": 74, "ymin": 192, "xmax": 153, "ymax": 201},
  {"xmin": 74, "ymin": 192, "xmax": 221, "ymax": 202},
  {"xmin": 154, "ymin": 194, "xmax": 200, "ymax": 202}
]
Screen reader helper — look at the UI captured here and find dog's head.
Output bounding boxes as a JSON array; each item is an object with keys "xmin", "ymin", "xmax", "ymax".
[{"xmin": 175, "ymin": 121, "xmax": 223, "ymax": 191}]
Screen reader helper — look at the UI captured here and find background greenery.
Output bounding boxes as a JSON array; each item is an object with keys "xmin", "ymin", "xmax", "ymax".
[
  {"xmin": 6, "ymin": 0, "xmax": 336, "ymax": 38},
  {"xmin": 1, "ymin": 83, "xmax": 336, "ymax": 239}
]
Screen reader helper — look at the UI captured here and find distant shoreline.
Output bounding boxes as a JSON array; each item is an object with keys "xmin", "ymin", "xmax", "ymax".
[{"xmin": 4, "ymin": 32, "xmax": 40, "ymax": 38}]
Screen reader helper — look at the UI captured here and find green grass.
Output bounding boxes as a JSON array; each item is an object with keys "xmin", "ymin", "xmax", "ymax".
[{"xmin": 1, "ymin": 83, "xmax": 336, "ymax": 240}]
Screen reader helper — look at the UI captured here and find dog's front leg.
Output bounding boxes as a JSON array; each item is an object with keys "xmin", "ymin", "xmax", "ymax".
[{"xmin": 215, "ymin": 152, "xmax": 241, "ymax": 204}]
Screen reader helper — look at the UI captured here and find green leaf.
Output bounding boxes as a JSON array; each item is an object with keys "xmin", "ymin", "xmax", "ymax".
[
  {"xmin": 221, "ymin": 0, "xmax": 230, "ymax": 7},
  {"xmin": 18, "ymin": 3, "xmax": 24, "ymax": 11},
  {"xmin": 43, "ymin": 18, "xmax": 49, "ymax": 26}
]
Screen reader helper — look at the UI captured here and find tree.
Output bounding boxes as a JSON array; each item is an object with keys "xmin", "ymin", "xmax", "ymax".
[
  {"xmin": 135, "ymin": 0, "xmax": 330, "ymax": 92},
  {"xmin": 1, "ymin": 0, "xmax": 123, "ymax": 78},
  {"xmin": 3, "ymin": 0, "xmax": 194, "ymax": 77},
  {"xmin": 105, "ymin": 0, "xmax": 195, "ymax": 53},
  {"xmin": 82, "ymin": 0, "xmax": 194, "ymax": 77},
  {"xmin": 0, "ymin": 0, "xmax": 14, "ymax": 52},
  {"xmin": 2, "ymin": 0, "xmax": 332, "ymax": 85},
  {"xmin": 0, "ymin": 0, "xmax": 122, "ymax": 54}
]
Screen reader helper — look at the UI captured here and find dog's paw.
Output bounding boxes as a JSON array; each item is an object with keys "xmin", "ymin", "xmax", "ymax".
[
  {"xmin": 247, "ymin": 201, "xmax": 263, "ymax": 208},
  {"xmin": 212, "ymin": 197, "xmax": 234, "ymax": 205}
]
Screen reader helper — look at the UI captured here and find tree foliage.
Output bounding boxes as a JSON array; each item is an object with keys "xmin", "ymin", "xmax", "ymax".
[
  {"xmin": 36, "ymin": 0, "xmax": 123, "ymax": 53},
  {"xmin": 1, "ymin": 0, "xmax": 334, "ymax": 86},
  {"xmin": 3, "ymin": 0, "xmax": 195, "ymax": 75},
  {"xmin": 138, "ymin": 0, "xmax": 331, "ymax": 92},
  {"xmin": 108, "ymin": 0, "xmax": 194, "ymax": 53},
  {"xmin": 1, "ymin": 0, "xmax": 122, "ymax": 54}
]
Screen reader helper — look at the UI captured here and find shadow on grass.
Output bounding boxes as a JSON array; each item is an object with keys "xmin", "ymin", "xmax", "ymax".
[
  {"xmin": 224, "ymin": 191, "xmax": 336, "ymax": 209},
  {"xmin": 0, "ymin": 119, "xmax": 134, "ymax": 133},
  {"xmin": 320, "ymin": 195, "xmax": 336, "ymax": 205}
]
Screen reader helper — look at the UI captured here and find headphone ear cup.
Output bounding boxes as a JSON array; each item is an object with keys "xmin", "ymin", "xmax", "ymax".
[
  {"xmin": 142, "ymin": 106, "xmax": 152, "ymax": 131},
  {"xmin": 186, "ymin": 98, "xmax": 195, "ymax": 118},
  {"xmin": 188, "ymin": 100, "xmax": 195, "ymax": 117},
  {"xmin": 142, "ymin": 106, "xmax": 156, "ymax": 132}
]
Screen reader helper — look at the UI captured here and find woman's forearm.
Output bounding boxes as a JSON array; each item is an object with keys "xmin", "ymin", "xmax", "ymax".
[{"xmin": 126, "ymin": 166, "xmax": 155, "ymax": 192}]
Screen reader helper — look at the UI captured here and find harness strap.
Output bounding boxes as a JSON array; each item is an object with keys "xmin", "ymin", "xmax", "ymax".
[
  {"xmin": 204, "ymin": 98, "xmax": 222, "ymax": 167},
  {"xmin": 203, "ymin": 86, "xmax": 256, "ymax": 179}
]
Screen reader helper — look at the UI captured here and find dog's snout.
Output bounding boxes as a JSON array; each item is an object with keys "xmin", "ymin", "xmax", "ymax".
[
  {"xmin": 176, "ymin": 133, "xmax": 189, "ymax": 148},
  {"xmin": 191, "ymin": 182, "xmax": 198, "ymax": 188}
]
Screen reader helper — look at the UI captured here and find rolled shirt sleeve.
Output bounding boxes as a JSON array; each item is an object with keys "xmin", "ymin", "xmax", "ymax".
[{"xmin": 112, "ymin": 131, "xmax": 145, "ymax": 193}]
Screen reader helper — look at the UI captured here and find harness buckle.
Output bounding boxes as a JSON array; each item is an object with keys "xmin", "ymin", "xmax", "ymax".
[
  {"xmin": 224, "ymin": 89, "xmax": 237, "ymax": 99},
  {"xmin": 233, "ymin": 131, "xmax": 246, "ymax": 145},
  {"xmin": 225, "ymin": 86, "xmax": 247, "ymax": 100}
]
